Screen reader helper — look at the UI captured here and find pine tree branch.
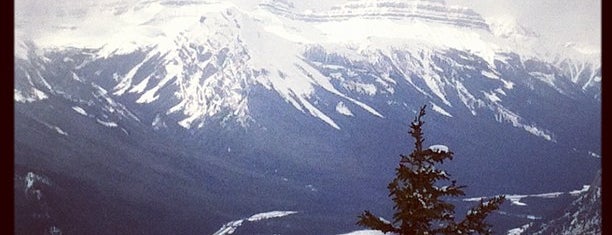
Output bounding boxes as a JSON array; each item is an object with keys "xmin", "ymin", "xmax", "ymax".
[{"xmin": 357, "ymin": 211, "xmax": 398, "ymax": 233}]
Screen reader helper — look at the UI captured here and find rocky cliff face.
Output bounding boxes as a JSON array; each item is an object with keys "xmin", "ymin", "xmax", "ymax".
[{"xmin": 261, "ymin": 0, "xmax": 489, "ymax": 30}]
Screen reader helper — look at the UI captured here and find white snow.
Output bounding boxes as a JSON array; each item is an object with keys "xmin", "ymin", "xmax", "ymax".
[
  {"xmin": 34, "ymin": 82, "xmax": 51, "ymax": 94},
  {"xmin": 53, "ymin": 126, "xmax": 68, "ymax": 136},
  {"xmin": 336, "ymin": 101, "xmax": 354, "ymax": 116},
  {"xmin": 502, "ymin": 80, "xmax": 515, "ymax": 90},
  {"xmin": 465, "ymin": 185, "xmax": 590, "ymax": 207},
  {"xmin": 25, "ymin": 172, "xmax": 51, "ymax": 191},
  {"xmin": 136, "ymin": 59, "xmax": 180, "ymax": 104},
  {"xmin": 507, "ymin": 223, "xmax": 531, "ymax": 235},
  {"xmin": 246, "ymin": 211, "xmax": 298, "ymax": 222},
  {"xmin": 302, "ymin": 99, "xmax": 341, "ymax": 129},
  {"xmin": 505, "ymin": 195, "xmax": 528, "ymax": 206},
  {"xmin": 263, "ymin": 24, "xmax": 311, "ymax": 43},
  {"xmin": 212, "ymin": 219, "xmax": 243, "ymax": 235},
  {"xmin": 430, "ymin": 102, "xmax": 452, "ymax": 117},
  {"xmin": 428, "ymin": 144, "xmax": 449, "ymax": 153},
  {"xmin": 71, "ymin": 72, "xmax": 83, "ymax": 82},
  {"xmin": 337, "ymin": 230, "xmax": 387, "ymax": 235},
  {"xmin": 113, "ymin": 57, "xmax": 149, "ymax": 96},
  {"xmin": 344, "ymin": 81, "xmax": 377, "ymax": 96},
  {"xmin": 212, "ymin": 210, "xmax": 297, "ymax": 235},
  {"xmin": 481, "ymin": 70, "xmax": 500, "ymax": 79},
  {"xmin": 41, "ymin": 122, "xmax": 69, "ymax": 136},
  {"xmin": 454, "ymin": 81, "xmax": 483, "ymax": 115},
  {"xmin": 493, "ymin": 106, "xmax": 553, "ymax": 141},
  {"xmin": 531, "ymin": 192, "xmax": 564, "ymax": 198},
  {"xmin": 494, "ymin": 88, "xmax": 507, "ymax": 96},
  {"xmin": 72, "ymin": 106, "xmax": 88, "ymax": 116},
  {"xmin": 588, "ymin": 151, "xmax": 601, "ymax": 159},
  {"xmin": 569, "ymin": 185, "xmax": 590, "ymax": 196},
  {"xmin": 237, "ymin": 15, "xmax": 385, "ymax": 128},
  {"xmin": 14, "ymin": 90, "xmax": 27, "ymax": 103},
  {"xmin": 313, "ymin": 18, "xmax": 497, "ymax": 65},
  {"xmin": 483, "ymin": 91, "xmax": 501, "ymax": 103},
  {"xmin": 529, "ymin": 72, "xmax": 557, "ymax": 89},
  {"xmin": 14, "ymin": 88, "xmax": 48, "ymax": 103},
  {"xmin": 128, "ymin": 76, "xmax": 151, "ymax": 94},
  {"xmin": 152, "ymin": 114, "xmax": 166, "ymax": 130},
  {"xmin": 96, "ymin": 119, "xmax": 118, "ymax": 127}
]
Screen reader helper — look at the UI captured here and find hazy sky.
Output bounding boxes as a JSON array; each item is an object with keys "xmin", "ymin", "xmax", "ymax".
[{"xmin": 16, "ymin": 0, "xmax": 601, "ymax": 49}]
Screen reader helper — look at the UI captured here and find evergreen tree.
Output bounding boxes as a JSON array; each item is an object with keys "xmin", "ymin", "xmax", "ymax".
[{"xmin": 357, "ymin": 105, "xmax": 505, "ymax": 234}]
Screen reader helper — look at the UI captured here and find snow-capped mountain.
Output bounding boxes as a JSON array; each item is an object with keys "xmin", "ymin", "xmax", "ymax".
[
  {"xmin": 15, "ymin": 0, "xmax": 600, "ymax": 234},
  {"xmin": 15, "ymin": 0, "xmax": 600, "ymax": 131}
]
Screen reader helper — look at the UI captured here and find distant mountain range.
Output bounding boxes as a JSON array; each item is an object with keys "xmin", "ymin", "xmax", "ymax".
[{"xmin": 15, "ymin": 0, "xmax": 600, "ymax": 234}]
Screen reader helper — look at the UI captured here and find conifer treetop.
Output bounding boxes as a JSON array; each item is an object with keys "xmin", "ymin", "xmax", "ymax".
[{"xmin": 357, "ymin": 105, "xmax": 505, "ymax": 235}]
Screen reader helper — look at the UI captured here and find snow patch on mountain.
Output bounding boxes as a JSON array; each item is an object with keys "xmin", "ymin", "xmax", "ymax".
[
  {"xmin": 136, "ymin": 59, "xmax": 180, "ymax": 104},
  {"xmin": 507, "ymin": 223, "xmax": 531, "ymax": 235},
  {"xmin": 481, "ymin": 70, "xmax": 500, "ymax": 79},
  {"xmin": 41, "ymin": 122, "xmax": 69, "ymax": 136},
  {"xmin": 96, "ymin": 119, "xmax": 118, "ymax": 128},
  {"xmin": 247, "ymin": 211, "xmax": 298, "ymax": 222},
  {"xmin": 588, "ymin": 151, "xmax": 600, "ymax": 159},
  {"xmin": 237, "ymin": 16, "xmax": 384, "ymax": 128},
  {"xmin": 454, "ymin": 80, "xmax": 484, "ymax": 115},
  {"xmin": 483, "ymin": 91, "xmax": 501, "ymax": 103},
  {"xmin": 343, "ymin": 81, "xmax": 377, "ymax": 96},
  {"xmin": 493, "ymin": 106, "xmax": 553, "ymax": 141},
  {"xmin": 336, "ymin": 101, "xmax": 354, "ymax": 116},
  {"xmin": 92, "ymin": 83, "xmax": 141, "ymax": 123},
  {"xmin": 113, "ymin": 53, "xmax": 155, "ymax": 96},
  {"xmin": 14, "ymin": 88, "xmax": 48, "ymax": 103},
  {"xmin": 212, "ymin": 210, "xmax": 297, "ymax": 235},
  {"xmin": 129, "ymin": 76, "xmax": 151, "ymax": 94},
  {"xmin": 25, "ymin": 172, "xmax": 49, "ymax": 189},
  {"xmin": 430, "ymin": 102, "xmax": 452, "ymax": 117},
  {"xmin": 72, "ymin": 106, "xmax": 88, "ymax": 116},
  {"xmin": 569, "ymin": 185, "xmax": 590, "ymax": 196},
  {"xmin": 213, "ymin": 220, "xmax": 243, "ymax": 235},
  {"xmin": 52, "ymin": 126, "xmax": 69, "ymax": 136},
  {"xmin": 464, "ymin": 185, "xmax": 591, "ymax": 207}
]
